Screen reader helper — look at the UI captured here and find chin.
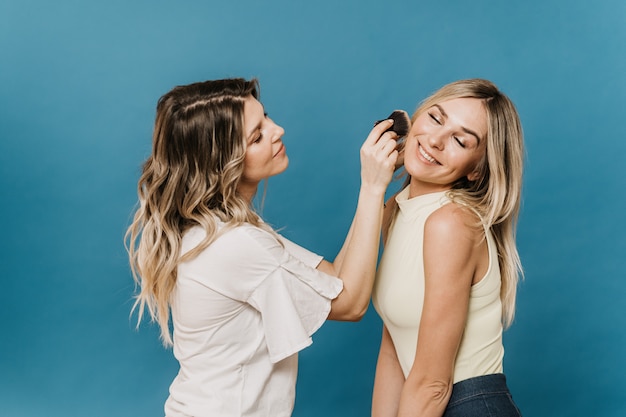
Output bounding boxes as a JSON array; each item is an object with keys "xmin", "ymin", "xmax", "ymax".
[{"xmin": 276, "ymin": 160, "xmax": 289, "ymax": 175}]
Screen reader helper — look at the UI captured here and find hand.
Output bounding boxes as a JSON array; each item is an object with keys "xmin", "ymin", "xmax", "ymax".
[
  {"xmin": 360, "ymin": 119, "xmax": 399, "ymax": 192},
  {"xmin": 394, "ymin": 139, "xmax": 405, "ymax": 171}
]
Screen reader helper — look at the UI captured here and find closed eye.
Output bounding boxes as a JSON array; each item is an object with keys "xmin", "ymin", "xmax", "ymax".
[
  {"xmin": 428, "ymin": 112, "xmax": 442, "ymax": 125},
  {"xmin": 251, "ymin": 114, "xmax": 270, "ymax": 143},
  {"xmin": 454, "ymin": 136, "xmax": 466, "ymax": 148}
]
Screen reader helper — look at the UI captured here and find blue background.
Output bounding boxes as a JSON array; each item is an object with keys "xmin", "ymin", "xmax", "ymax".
[{"xmin": 1, "ymin": 0, "xmax": 625, "ymax": 416}]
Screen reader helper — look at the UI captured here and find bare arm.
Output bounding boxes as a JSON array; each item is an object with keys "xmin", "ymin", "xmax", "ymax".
[
  {"xmin": 317, "ymin": 119, "xmax": 398, "ymax": 321},
  {"xmin": 396, "ymin": 204, "xmax": 486, "ymax": 417},
  {"xmin": 371, "ymin": 196, "xmax": 404, "ymax": 416},
  {"xmin": 323, "ymin": 138, "xmax": 402, "ymax": 273},
  {"xmin": 372, "ymin": 325, "xmax": 405, "ymax": 417}
]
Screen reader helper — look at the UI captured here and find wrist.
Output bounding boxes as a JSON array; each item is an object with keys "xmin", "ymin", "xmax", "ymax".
[{"xmin": 359, "ymin": 182, "xmax": 387, "ymax": 199}]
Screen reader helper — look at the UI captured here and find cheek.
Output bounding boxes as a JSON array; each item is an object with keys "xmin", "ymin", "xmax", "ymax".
[
  {"xmin": 243, "ymin": 150, "xmax": 255, "ymax": 167},
  {"xmin": 242, "ymin": 149, "xmax": 262, "ymax": 175},
  {"xmin": 401, "ymin": 138, "xmax": 421, "ymax": 172},
  {"xmin": 241, "ymin": 159, "xmax": 255, "ymax": 180},
  {"xmin": 404, "ymin": 136, "xmax": 418, "ymax": 154},
  {"xmin": 409, "ymin": 117, "xmax": 429, "ymax": 135},
  {"xmin": 459, "ymin": 152, "xmax": 484, "ymax": 174},
  {"xmin": 244, "ymin": 145, "xmax": 273, "ymax": 173}
]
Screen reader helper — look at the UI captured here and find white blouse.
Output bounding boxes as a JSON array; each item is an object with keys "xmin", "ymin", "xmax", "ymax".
[{"xmin": 164, "ymin": 223, "xmax": 343, "ymax": 417}]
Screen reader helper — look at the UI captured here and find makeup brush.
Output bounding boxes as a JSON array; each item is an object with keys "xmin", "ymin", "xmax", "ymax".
[{"xmin": 374, "ymin": 110, "xmax": 411, "ymax": 137}]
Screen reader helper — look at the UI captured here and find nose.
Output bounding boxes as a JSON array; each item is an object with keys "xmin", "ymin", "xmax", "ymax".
[
  {"xmin": 428, "ymin": 131, "xmax": 445, "ymax": 150},
  {"xmin": 269, "ymin": 119, "xmax": 285, "ymax": 142}
]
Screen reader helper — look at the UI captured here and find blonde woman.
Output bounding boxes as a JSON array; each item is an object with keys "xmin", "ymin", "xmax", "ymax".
[
  {"xmin": 372, "ymin": 79, "xmax": 524, "ymax": 417},
  {"xmin": 126, "ymin": 78, "xmax": 398, "ymax": 417}
]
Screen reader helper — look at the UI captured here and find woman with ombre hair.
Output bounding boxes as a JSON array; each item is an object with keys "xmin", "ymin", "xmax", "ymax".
[{"xmin": 126, "ymin": 78, "xmax": 398, "ymax": 416}]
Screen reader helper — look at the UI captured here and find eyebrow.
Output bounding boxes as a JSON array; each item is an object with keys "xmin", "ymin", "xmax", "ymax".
[{"xmin": 434, "ymin": 104, "xmax": 482, "ymax": 144}]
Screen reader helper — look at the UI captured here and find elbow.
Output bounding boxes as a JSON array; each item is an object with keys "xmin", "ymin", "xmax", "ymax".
[
  {"xmin": 343, "ymin": 305, "xmax": 368, "ymax": 322},
  {"xmin": 408, "ymin": 376, "xmax": 454, "ymax": 408},
  {"xmin": 425, "ymin": 379, "xmax": 453, "ymax": 404},
  {"xmin": 329, "ymin": 299, "xmax": 369, "ymax": 322}
]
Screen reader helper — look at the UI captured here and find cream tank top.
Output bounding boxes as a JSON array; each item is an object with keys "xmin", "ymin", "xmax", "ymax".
[{"xmin": 372, "ymin": 187, "xmax": 504, "ymax": 383}]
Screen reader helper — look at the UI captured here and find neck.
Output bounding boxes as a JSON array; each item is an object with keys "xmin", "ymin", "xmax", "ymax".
[
  {"xmin": 237, "ymin": 181, "xmax": 259, "ymax": 205},
  {"xmin": 408, "ymin": 179, "xmax": 451, "ymax": 199}
]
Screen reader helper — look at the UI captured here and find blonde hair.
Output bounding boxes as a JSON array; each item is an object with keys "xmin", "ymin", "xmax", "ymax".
[
  {"xmin": 125, "ymin": 78, "xmax": 273, "ymax": 345},
  {"xmin": 408, "ymin": 79, "xmax": 525, "ymax": 328}
]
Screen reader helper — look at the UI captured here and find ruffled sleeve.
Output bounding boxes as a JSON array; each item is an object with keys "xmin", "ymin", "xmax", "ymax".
[
  {"xmin": 244, "ymin": 228, "xmax": 343, "ymax": 363},
  {"xmin": 277, "ymin": 234, "xmax": 324, "ymax": 269}
]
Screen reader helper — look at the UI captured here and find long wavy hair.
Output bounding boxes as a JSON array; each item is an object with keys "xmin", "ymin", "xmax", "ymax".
[
  {"xmin": 125, "ymin": 78, "xmax": 272, "ymax": 345},
  {"xmin": 406, "ymin": 79, "xmax": 525, "ymax": 328}
]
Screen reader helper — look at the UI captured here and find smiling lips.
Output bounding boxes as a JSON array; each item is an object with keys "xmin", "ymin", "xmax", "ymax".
[
  {"xmin": 418, "ymin": 143, "xmax": 439, "ymax": 164},
  {"xmin": 274, "ymin": 143, "xmax": 285, "ymax": 157}
]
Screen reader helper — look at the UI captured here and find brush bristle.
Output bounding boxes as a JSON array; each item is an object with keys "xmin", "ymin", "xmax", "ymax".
[
  {"xmin": 374, "ymin": 110, "xmax": 411, "ymax": 137},
  {"xmin": 387, "ymin": 110, "xmax": 411, "ymax": 136}
]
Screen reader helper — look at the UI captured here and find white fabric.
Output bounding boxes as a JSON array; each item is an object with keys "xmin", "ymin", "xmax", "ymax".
[
  {"xmin": 164, "ymin": 224, "xmax": 343, "ymax": 417},
  {"xmin": 373, "ymin": 187, "xmax": 504, "ymax": 384}
]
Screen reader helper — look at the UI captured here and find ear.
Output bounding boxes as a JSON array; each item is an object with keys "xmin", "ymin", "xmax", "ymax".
[
  {"xmin": 466, "ymin": 168, "xmax": 480, "ymax": 182},
  {"xmin": 467, "ymin": 156, "xmax": 486, "ymax": 182}
]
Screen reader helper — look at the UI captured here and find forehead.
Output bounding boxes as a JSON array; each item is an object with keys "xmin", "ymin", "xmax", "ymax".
[
  {"xmin": 435, "ymin": 97, "xmax": 488, "ymax": 138},
  {"xmin": 243, "ymin": 95, "xmax": 264, "ymax": 137},
  {"xmin": 244, "ymin": 95, "xmax": 264, "ymax": 118}
]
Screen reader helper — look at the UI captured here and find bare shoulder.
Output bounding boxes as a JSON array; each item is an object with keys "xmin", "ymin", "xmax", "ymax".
[
  {"xmin": 425, "ymin": 202, "xmax": 482, "ymax": 245},
  {"xmin": 424, "ymin": 202, "xmax": 485, "ymax": 285}
]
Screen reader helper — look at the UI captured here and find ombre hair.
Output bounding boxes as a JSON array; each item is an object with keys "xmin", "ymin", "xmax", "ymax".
[
  {"xmin": 408, "ymin": 79, "xmax": 525, "ymax": 328},
  {"xmin": 125, "ymin": 78, "xmax": 273, "ymax": 345}
]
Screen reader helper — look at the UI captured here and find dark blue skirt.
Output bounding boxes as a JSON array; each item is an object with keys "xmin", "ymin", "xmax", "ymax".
[{"xmin": 443, "ymin": 374, "xmax": 522, "ymax": 417}]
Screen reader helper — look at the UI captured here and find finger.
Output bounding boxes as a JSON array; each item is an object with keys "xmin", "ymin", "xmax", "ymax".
[
  {"xmin": 369, "ymin": 132, "xmax": 398, "ymax": 155},
  {"xmin": 363, "ymin": 119, "xmax": 394, "ymax": 147},
  {"xmin": 379, "ymin": 137, "xmax": 398, "ymax": 156},
  {"xmin": 382, "ymin": 130, "xmax": 399, "ymax": 143},
  {"xmin": 389, "ymin": 149, "xmax": 400, "ymax": 165},
  {"xmin": 386, "ymin": 151, "xmax": 399, "ymax": 170}
]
